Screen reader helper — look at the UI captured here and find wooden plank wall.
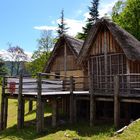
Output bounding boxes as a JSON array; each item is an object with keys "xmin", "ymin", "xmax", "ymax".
[
  {"xmin": 51, "ymin": 45, "xmax": 81, "ymax": 72},
  {"xmin": 90, "ymin": 28, "xmax": 123, "ymax": 56}
]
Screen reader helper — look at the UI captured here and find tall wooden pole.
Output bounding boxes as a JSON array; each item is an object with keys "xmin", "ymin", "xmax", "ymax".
[
  {"xmin": 17, "ymin": 73, "xmax": 24, "ymax": 129},
  {"xmin": 89, "ymin": 60, "xmax": 96, "ymax": 127},
  {"xmin": 0, "ymin": 77, "xmax": 5, "ymax": 130},
  {"xmin": 69, "ymin": 76, "xmax": 74, "ymax": 123},
  {"xmin": 114, "ymin": 75, "xmax": 120, "ymax": 129},
  {"xmin": 3, "ymin": 97, "xmax": 8, "ymax": 129},
  {"xmin": 29, "ymin": 100, "xmax": 33, "ymax": 112},
  {"xmin": 52, "ymin": 97, "xmax": 57, "ymax": 127},
  {"xmin": 36, "ymin": 73, "xmax": 44, "ymax": 133}
]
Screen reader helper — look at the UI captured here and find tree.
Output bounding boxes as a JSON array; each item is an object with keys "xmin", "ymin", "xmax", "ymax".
[
  {"xmin": 57, "ymin": 9, "xmax": 69, "ymax": 36},
  {"xmin": 7, "ymin": 43, "xmax": 28, "ymax": 76},
  {"xmin": 111, "ymin": 0, "xmax": 140, "ymax": 40},
  {"xmin": 27, "ymin": 30, "xmax": 54, "ymax": 76},
  {"xmin": 76, "ymin": 0, "xmax": 99, "ymax": 40},
  {"xmin": 0, "ymin": 57, "xmax": 7, "ymax": 75}
]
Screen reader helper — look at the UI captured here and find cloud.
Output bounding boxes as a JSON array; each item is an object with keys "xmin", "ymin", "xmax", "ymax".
[
  {"xmin": 99, "ymin": 0, "xmax": 118, "ymax": 17},
  {"xmin": 34, "ymin": 26, "xmax": 57, "ymax": 31},
  {"xmin": 34, "ymin": 18, "xmax": 85, "ymax": 36}
]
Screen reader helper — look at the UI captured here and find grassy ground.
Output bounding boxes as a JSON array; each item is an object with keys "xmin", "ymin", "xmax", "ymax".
[{"xmin": 0, "ymin": 86, "xmax": 139, "ymax": 140}]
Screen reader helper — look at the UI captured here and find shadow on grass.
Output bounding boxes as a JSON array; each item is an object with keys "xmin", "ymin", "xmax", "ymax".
[{"xmin": 0, "ymin": 116, "xmax": 115, "ymax": 140}]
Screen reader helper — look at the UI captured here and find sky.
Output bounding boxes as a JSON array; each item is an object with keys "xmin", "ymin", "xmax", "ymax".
[{"xmin": 0, "ymin": 0, "xmax": 117, "ymax": 59}]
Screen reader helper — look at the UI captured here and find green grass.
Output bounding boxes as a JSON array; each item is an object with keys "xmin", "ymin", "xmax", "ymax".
[
  {"xmin": 0, "ymin": 86, "xmax": 139, "ymax": 140},
  {"xmin": 113, "ymin": 120, "xmax": 140, "ymax": 140}
]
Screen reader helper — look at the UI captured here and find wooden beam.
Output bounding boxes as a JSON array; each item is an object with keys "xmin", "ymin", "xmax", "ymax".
[
  {"xmin": 69, "ymin": 76, "xmax": 74, "ymax": 123},
  {"xmin": 73, "ymin": 97, "xmax": 77, "ymax": 122},
  {"xmin": 36, "ymin": 73, "xmax": 44, "ymax": 133},
  {"xmin": 29, "ymin": 100, "xmax": 33, "ymax": 112},
  {"xmin": 52, "ymin": 98, "xmax": 57, "ymax": 127},
  {"xmin": 17, "ymin": 74, "xmax": 24, "ymax": 129},
  {"xmin": 0, "ymin": 77, "xmax": 5, "ymax": 130},
  {"xmin": 3, "ymin": 97, "xmax": 8, "ymax": 129},
  {"xmin": 90, "ymin": 74, "xmax": 96, "ymax": 127},
  {"xmin": 114, "ymin": 75, "xmax": 120, "ymax": 129}
]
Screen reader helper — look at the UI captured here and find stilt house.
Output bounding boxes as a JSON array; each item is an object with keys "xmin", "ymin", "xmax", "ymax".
[{"xmin": 78, "ymin": 18, "xmax": 140, "ymax": 124}]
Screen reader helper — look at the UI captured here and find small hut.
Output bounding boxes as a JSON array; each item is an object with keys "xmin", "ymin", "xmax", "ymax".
[{"xmin": 78, "ymin": 18, "xmax": 140, "ymax": 124}]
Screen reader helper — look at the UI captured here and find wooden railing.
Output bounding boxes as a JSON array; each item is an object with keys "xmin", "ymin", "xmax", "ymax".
[{"xmin": 92, "ymin": 74, "xmax": 140, "ymax": 95}]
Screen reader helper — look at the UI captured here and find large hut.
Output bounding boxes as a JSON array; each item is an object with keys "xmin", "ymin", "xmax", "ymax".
[
  {"xmin": 44, "ymin": 34, "xmax": 89, "ymax": 90},
  {"xmin": 78, "ymin": 18, "xmax": 140, "ymax": 126}
]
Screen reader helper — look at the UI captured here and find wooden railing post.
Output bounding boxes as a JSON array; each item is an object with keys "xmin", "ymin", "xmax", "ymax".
[
  {"xmin": 69, "ymin": 76, "xmax": 74, "ymax": 123},
  {"xmin": 114, "ymin": 75, "xmax": 120, "ymax": 129},
  {"xmin": 17, "ymin": 73, "xmax": 24, "ymax": 129},
  {"xmin": 3, "ymin": 97, "xmax": 8, "ymax": 129},
  {"xmin": 0, "ymin": 77, "xmax": 5, "ymax": 130},
  {"xmin": 36, "ymin": 73, "xmax": 44, "ymax": 133},
  {"xmin": 90, "ymin": 75, "xmax": 96, "ymax": 127}
]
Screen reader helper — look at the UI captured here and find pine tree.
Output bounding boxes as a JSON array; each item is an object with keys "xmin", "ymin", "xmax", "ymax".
[
  {"xmin": 76, "ymin": 0, "xmax": 99, "ymax": 40},
  {"xmin": 57, "ymin": 9, "xmax": 69, "ymax": 36}
]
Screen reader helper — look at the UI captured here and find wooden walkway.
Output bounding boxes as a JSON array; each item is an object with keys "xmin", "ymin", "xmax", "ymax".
[{"xmin": 1, "ymin": 73, "xmax": 140, "ymax": 133}]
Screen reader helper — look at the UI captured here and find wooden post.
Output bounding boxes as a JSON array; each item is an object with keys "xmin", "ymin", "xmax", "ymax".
[
  {"xmin": 0, "ymin": 77, "xmax": 5, "ymax": 130},
  {"xmin": 52, "ymin": 97, "xmax": 57, "ymax": 127},
  {"xmin": 3, "ymin": 97, "xmax": 8, "ymax": 129},
  {"xmin": 73, "ymin": 97, "xmax": 77, "ymax": 122},
  {"xmin": 17, "ymin": 73, "xmax": 24, "ymax": 129},
  {"xmin": 90, "ymin": 75, "xmax": 96, "ymax": 127},
  {"xmin": 36, "ymin": 73, "xmax": 44, "ymax": 133},
  {"xmin": 114, "ymin": 75, "xmax": 120, "ymax": 129},
  {"xmin": 29, "ymin": 100, "xmax": 33, "ymax": 112},
  {"xmin": 69, "ymin": 76, "xmax": 74, "ymax": 123}
]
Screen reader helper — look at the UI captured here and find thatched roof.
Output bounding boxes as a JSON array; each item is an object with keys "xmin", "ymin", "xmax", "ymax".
[
  {"xmin": 78, "ymin": 18, "xmax": 140, "ymax": 63},
  {"xmin": 44, "ymin": 34, "xmax": 83, "ymax": 72}
]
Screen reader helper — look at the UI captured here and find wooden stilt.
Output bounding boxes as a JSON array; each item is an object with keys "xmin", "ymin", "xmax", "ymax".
[
  {"xmin": 36, "ymin": 73, "xmax": 44, "ymax": 133},
  {"xmin": 69, "ymin": 76, "xmax": 74, "ymax": 123},
  {"xmin": 0, "ymin": 77, "xmax": 5, "ymax": 130},
  {"xmin": 3, "ymin": 97, "xmax": 8, "ymax": 129},
  {"xmin": 90, "ymin": 75, "xmax": 96, "ymax": 127},
  {"xmin": 17, "ymin": 73, "xmax": 24, "ymax": 129},
  {"xmin": 73, "ymin": 97, "xmax": 77, "ymax": 122},
  {"xmin": 21, "ymin": 99, "xmax": 25, "ymax": 127},
  {"xmin": 29, "ymin": 100, "xmax": 33, "ymax": 112},
  {"xmin": 114, "ymin": 75, "xmax": 120, "ymax": 129},
  {"xmin": 52, "ymin": 98, "xmax": 57, "ymax": 127}
]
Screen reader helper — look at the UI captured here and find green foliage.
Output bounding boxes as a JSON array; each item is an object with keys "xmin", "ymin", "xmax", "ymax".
[
  {"xmin": 57, "ymin": 9, "xmax": 69, "ymax": 36},
  {"xmin": 26, "ymin": 52, "xmax": 50, "ymax": 76},
  {"xmin": 26, "ymin": 30, "xmax": 54, "ymax": 76},
  {"xmin": 76, "ymin": 0, "xmax": 99, "ymax": 40},
  {"xmin": 111, "ymin": 0, "xmax": 140, "ymax": 41}
]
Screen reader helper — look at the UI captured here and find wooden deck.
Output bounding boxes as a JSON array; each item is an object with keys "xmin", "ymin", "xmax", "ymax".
[{"xmin": 1, "ymin": 73, "xmax": 140, "ymax": 133}]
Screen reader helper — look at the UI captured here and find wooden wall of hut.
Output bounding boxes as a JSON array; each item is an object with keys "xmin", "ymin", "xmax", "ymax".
[{"xmin": 49, "ymin": 44, "xmax": 87, "ymax": 90}]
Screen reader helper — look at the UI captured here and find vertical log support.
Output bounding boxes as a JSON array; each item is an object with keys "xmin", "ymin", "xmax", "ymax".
[
  {"xmin": 29, "ymin": 100, "xmax": 33, "ymax": 112},
  {"xmin": 17, "ymin": 73, "xmax": 24, "ymax": 129},
  {"xmin": 0, "ymin": 77, "xmax": 6, "ymax": 130},
  {"xmin": 69, "ymin": 76, "xmax": 74, "ymax": 123},
  {"xmin": 114, "ymin": 75, "xmax": 120, "ymax": 129},
  {"xmin": 36, "ymin": 73, "xmax": 44, "ymax": 133},
  {"xmin": 90, "ymin": 75, "xmax": 96, "ymax": 127},
  {"xmin": 73, "ymin": 97, "xmax": 77, "ymax": 122},
  {"xmin": 3, "ymin": 97, "xmax": 8, "ymax": 129},
  {"xmin": 52, "ymin": 97, "xmax": 57, "ymax": 127}
]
